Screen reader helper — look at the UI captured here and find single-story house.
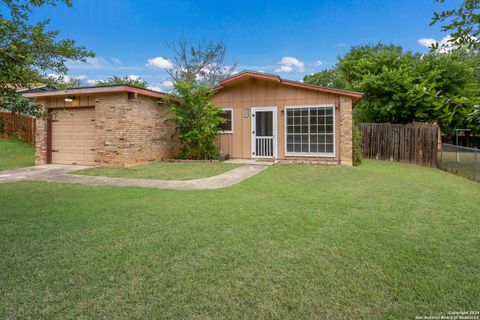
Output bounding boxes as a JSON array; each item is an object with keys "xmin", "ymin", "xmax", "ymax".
[{"xmin": 23, "ymin": 71, "xmax": 362, "ymax": 166}]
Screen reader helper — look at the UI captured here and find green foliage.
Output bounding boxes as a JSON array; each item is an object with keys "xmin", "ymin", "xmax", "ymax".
[
  {"xmin": 303, "ymin": 69, "xmax": 342, "ymax": 88},
  {"xmin": 166, "ymin": 80, "xmax": 225, "ymax": 160},
  {"xmin": 95, "ymin": 76, "xmax": 148, "ymax": 89},
  {"xmin": 352, "ymin": 125, "xmax": 363, "ymax": 166},
  {"xmin": 304, "ymin": 44, "xmax": 480, "ymax": 134},
  {"xmin": 431, "ymin": 0, "xmax": 480, "ymax": 51},
  {"xmin": 0, "ymin": 0, "xmax": 94, "ymax": 117}
]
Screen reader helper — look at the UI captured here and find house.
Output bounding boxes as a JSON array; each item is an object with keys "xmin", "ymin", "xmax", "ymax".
[{"xmin": 22, "ymin": 71, "xmax": 362, "ymax": 166}]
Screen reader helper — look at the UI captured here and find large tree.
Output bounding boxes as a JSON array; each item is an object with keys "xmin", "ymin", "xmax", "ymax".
[
  {"xmin": 95, "ymin": 76, "xmax": 148, "ymax": 89},
  {"xmin": 431, "ymin": 0, "xmax": 480, "ymax": 51},
  {"xmin": 304, "ymin": 44, "xmax": 480, "ymax": 133},
  {"xmin": 167, "ymin": 39, "xmax": 236, "ymax": 87},
  {"xmin": 0, "ymin": 0, "xmax": 94, "ymax": 117}
]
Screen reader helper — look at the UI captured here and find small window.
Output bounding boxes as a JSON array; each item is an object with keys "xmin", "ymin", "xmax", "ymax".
[{"xmin": 220, "ymin": 108, "xmax": 233, "ymax": 133}]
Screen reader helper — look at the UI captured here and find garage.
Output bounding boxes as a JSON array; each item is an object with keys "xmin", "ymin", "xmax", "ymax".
[{"xmin": 51, "ymin": 107, "xmax": 95, "ymax": 165}]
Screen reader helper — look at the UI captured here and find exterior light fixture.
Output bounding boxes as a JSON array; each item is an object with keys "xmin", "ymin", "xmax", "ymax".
[{"xmin": 64, "ymin": 96, "xmax": 75, "ymax": 103}]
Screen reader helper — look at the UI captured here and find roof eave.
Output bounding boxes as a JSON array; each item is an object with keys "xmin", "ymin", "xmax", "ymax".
[{"xmin": 21, "ymin": 85, "xmax": 165, "ymax": 99}]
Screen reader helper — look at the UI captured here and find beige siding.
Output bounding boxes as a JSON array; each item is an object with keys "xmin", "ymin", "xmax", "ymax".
[{"xmin": 210, "ymin": 78, "xmax": 348, "ymax": 162}]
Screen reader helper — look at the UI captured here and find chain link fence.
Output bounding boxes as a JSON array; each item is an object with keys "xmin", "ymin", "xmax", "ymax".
[{"xmin": 438, "ymin": 143, "xmax": 479, "ymax": 182}]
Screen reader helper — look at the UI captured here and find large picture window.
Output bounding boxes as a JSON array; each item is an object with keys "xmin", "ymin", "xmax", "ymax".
[
  {"xmin": 219, "ymin": 108, "xmax": 233, "ymax": 133},
  {"xmin": 285, "ymin": 105, "xmax": 335, "ymax": 156}
]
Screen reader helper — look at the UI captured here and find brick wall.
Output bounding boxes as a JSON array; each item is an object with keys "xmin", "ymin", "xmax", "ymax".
[
  {"xmin": 339, "ymin": 97, "xmax": 353, "ymax": 166},
  {"xmin": 95, "ymin": 93, "xmax": 178, "ymax": 166},
  {"xmin": 35, "ymin": 92, "xmax": 178, "ymax": 166},
  {"xmin": 35, "ymin": 117, "xmax": 47, "ymax": 165}
]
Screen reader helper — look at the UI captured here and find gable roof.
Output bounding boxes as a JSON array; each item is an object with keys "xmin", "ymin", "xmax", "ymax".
[
  {"xmin": 21, "ymin": 84, "xmax": 165, "ymax": 99},
  {"xmin": 217, "ymin": 71, "xmax": 363, "ymax": 104}
]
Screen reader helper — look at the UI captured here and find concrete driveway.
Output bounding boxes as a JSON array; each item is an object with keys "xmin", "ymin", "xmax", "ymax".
[{"xmin": 0, "ymin": 164, "xmax": 267, "ymax": 190}]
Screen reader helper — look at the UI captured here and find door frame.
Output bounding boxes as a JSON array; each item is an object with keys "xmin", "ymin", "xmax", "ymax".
[{"xmin": 251, "ymin": 106, "xmax": 277, "ymax": 159}]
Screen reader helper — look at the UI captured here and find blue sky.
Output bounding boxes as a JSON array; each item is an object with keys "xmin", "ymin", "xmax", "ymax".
[{"xmin": 31, "ymin": 0, "xmax": 460, "ymax": 91}]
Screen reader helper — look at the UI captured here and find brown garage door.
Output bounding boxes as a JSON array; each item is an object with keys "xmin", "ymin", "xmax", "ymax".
[{"xmin": 51, "ymin": 108, "xmax": 96, "ymax": 165}]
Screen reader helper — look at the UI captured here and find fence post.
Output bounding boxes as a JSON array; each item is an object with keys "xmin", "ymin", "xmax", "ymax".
[
  {"xmin": 439, "ymin": 143, "xmax": 443, "ymax": 167},
  {"xmin": 475, "ymin": 148, "xmax": 478, "ymax": 181}
]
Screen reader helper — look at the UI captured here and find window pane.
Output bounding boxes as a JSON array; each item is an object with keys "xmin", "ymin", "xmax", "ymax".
[
  {"xmin": 318, "ymin": 144, "xmax": 326, "ymax": 153},
  {"xmin": 286, "ymin": 106, "xmax": 334, "ymax": 155},
  {"xmin": 220, "ymin": 110, "xmax": 232, "ymax": 131}
]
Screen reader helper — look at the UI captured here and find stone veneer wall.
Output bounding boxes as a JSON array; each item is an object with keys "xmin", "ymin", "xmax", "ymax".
[
  {"xmin": 34, "ymin": 117, "xmax": 47, "ymax": 165},
  {"xmin": 339, "ymin": 97, "xmax": 353, "ymax": 166},
  {"xmin": 94, "ymin": 93, "xmax": 178, "ymax": 166}
]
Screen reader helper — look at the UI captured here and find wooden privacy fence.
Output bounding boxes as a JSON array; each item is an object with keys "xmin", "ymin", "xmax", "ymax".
[
  {"xmin": 0, "ymin": 111, "xmax": 36, "ymax": 145},
  {"xmin": 358, "ymin": 123, "xmax": 440, "ymax": 167}
]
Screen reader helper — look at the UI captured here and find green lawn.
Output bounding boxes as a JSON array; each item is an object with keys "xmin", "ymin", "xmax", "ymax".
[
  {"xmin": 73, "ymin": 161, "xmax": 241, "ymax": 180},
  {"xmin": 1, "ymin": 161, "xmax": 479, "ymax": 319},
  {"xmin": 0, "ymin": 138, "xmax": 35, "ymax": 171}
]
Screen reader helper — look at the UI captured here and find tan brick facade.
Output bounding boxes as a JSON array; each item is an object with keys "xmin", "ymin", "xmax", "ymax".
[
  {"xmin": 339, "ymin": 97, "xmax": 353, "ymax": 166},
  {"xmin": 94, "ymin": 93, "xmax": 178, "ymax": 166},
  {"xmin": 35, "ymin": 92, "xmax": 178, "ymax": 166},
  {"xmin": 34, "ymin": 118, "xmax": 47, "ymax": 165}
]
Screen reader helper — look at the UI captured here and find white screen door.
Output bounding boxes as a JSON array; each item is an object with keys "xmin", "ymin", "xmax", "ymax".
[{"xmin": 251, "ymin": 107, "xmax": 277, "ymax": 158}]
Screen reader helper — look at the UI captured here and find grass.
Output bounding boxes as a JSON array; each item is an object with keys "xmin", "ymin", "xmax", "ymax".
[
  {"xmin": 73, "ymin": 161, "xmax": 242, "ymax": 180},
  {"xmin": 1, "ymin": 160, "xmax": 479, "ymax": 319},
  {"xmin": 0, "ymin": 138, "xmax": 35, "ymax": 171}
]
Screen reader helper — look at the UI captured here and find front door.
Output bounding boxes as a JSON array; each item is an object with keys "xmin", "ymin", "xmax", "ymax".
[{"xmin": 251, "ymin": 107, "xmax": 277, "ymax": 158}]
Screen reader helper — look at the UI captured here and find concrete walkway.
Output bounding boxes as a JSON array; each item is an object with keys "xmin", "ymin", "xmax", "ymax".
[{"xmin": 0, "ymin": 164, "xmax": 268, "ymax": 190}]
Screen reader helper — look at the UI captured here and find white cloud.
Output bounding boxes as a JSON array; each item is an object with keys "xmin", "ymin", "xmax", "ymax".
[
  {"xmin": 160, "ymin": 80, "xmax": 173, "ymax": 87},
  {"xmin": 314, "ymin": 60, "xmax": 323, "ymax": 67},
  {"xmin": 417, "ymin": 35, "xmax": 477, "ymax": 53},
  {"xmin": 148, "ymin": 80, "xmax": 174, "ymax": 92},
  {"xmin": 111, "ymin": 57, "xmax": 123, "ymax": 65},
  {"xmin": 418, "ymin": 37, "xmax": 437, "ymax": 48},
  {"xmin": 86, "ymin": 79, "xmax": 98, "ymax": 86},
  {"xmin": 127, "ymin": 74, "xmax": 140, "ymax": 81},
  {"xmin": 146, "ymin": 56, "xmax": 174, "ymax": 69},
  {"xmin": 275, "ymin": 56, "xmax": 305, "ymax": 73}
]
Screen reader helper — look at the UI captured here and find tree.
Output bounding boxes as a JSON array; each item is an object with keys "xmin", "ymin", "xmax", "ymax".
[
  {"xmin": 431, "ymin": 0, "xmax": 480, "ymax": 51},
  {"xmin": 303, "ymin": 69, "xmax": 342, "ymax": 88},
  {"xmin": 165, "ymin": 79, "xmax": 225, "ymax": 160},
  {"xmin": 0, "ymin": 0, "xmax": 94, "ymax": 117},
  {"xmin": 95, "ymin": 75, "xmax": 148, "ymax": 89},
  {"xmin": 304, "ymin": 44, "xmax": 480, "ymax": 133},
  {"xmin": 167, "ymin": 39, "xmax": 236, "ymax": 87}
]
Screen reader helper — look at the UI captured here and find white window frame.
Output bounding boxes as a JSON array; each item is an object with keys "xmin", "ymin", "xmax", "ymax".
[
  {"xmin": 220, "ymin": 108, "xmax": 234, "ymax": 134},
  {"xmin": 284, "ymin": 104, "xmax": 336, "ymax": 157}
]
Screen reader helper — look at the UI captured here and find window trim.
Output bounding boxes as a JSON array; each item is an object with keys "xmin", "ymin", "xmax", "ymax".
[
  {"xmin": 220, "ymin": 108, "xmax": 234, "ymax": 134},
  {"xmin": 284, "ymin": 104, "xmax": 336, "ymax": 158}
]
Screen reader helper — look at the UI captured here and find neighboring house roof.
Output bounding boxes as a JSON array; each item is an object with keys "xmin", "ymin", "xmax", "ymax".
[
  {"xmin": 21, "ymin": 84, "xmax": 165, "ymax": 99},
  {"xmin": 217, "ymin": 70, "xmax": 363, "ymax": 104}
]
